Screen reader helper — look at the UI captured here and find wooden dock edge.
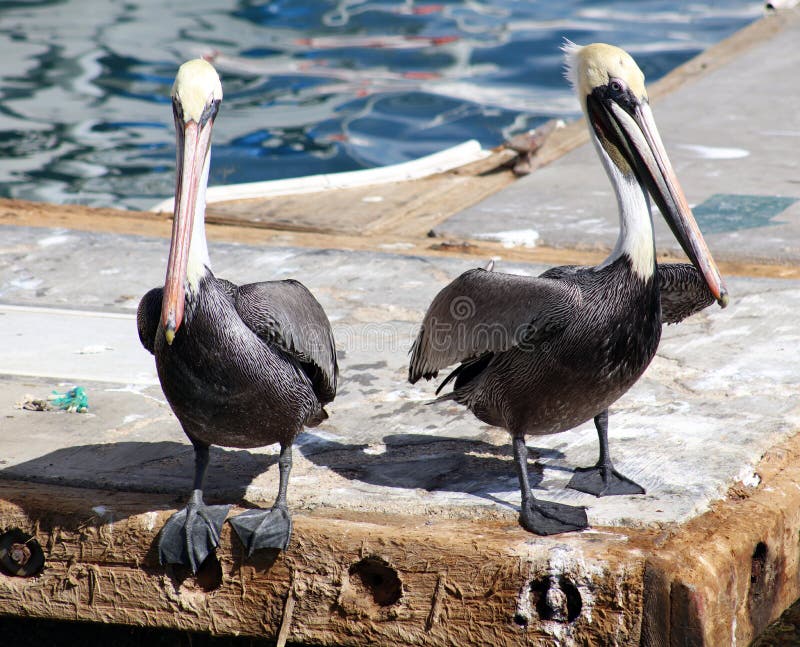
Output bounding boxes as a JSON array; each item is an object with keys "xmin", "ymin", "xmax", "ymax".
[
  {"xmin": 1, "ymin": 198, "xmax": 798, "ymax": 281},
  {"xmin": 640, "ymin": 428, "xmax": 800, "ymax": 645},
  {"xmin": 0, "ymin": 481, "xmax": 649, "ymax": 645},
  {"xmin": 0, "ymin": 425, "xmax": 799, "ymax": 645}
]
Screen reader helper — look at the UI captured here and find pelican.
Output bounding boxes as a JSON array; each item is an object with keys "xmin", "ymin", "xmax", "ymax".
[
  {"xmin": 137, "ymin": 59, "xmax": 337, "ymax": 572},
  {"xmin": 408, "ymin": 43, "xmax": 728, "ymax": 536}
]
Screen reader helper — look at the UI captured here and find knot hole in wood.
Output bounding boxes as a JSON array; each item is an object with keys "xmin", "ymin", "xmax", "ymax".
[
  {"xmin": 748, "ymin": 541, "xmax": 773, "ymax": 606},
  {"xmin": 348, "ymin": 556, "xmax": 403, "ymax": 607},
  {"xmin": 0, "ymin": 528, "xmax": 45, "ymax": 577},
  {"xmin": 515, "ymin": 575, "xmax": 582, "ymax": 626}
]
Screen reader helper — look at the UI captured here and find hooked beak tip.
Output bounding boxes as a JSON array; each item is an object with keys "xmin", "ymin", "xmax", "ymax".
[
  {"xmin": 717, "ymin": 291, "xmax": 730, "ymax": 309},
  {"xmin": 164, "ymin": 312, "xmax": 178, "ymax": 345}
]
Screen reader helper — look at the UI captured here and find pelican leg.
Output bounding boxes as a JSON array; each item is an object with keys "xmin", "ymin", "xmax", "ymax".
[
  {"xmin": 567, "ymin": 410, "xmax": 645, "ymax": 496},
  {"xmin": 513, "ymin": 436, "xmax": 588, "ymax": 535},
  {"xmin": 229, "ymin": 443, "xmax": 294, "ymax": 556},
  {"xmin": 159, "ymin": 443, "xmax": 231, "ymax": 573}
]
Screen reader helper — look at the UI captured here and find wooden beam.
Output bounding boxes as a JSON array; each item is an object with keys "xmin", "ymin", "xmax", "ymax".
[
  {"xmin": 0, "ymin": 481, "xmax": 648, "ymax": 645},
  {"xmin": 1, "ymin": 198, "xmax": 798, "ymax": 281},
  {"xmin": 640, "ymin": 429, "xmax": 800, "ymax": 645},
  {"xmin": 3, "ymin": 425, "xmax": 800, "ymax": 644}
]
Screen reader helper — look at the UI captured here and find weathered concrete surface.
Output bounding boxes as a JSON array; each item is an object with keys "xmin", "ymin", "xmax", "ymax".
[
  {"xmin": 0, "ymin": 225, "xmax": 797, "ymax": 532},
  {"xmin": 434, "ymin": 9, "xmax": 800, "ymax": 266}
]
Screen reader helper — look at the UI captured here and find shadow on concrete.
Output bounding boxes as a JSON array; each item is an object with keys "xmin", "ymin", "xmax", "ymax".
[
  {"xmin": 0, "ymin": 441, "xmax": 285, "ymax": 581},
  {"xmin": 0, "ymin": 440, "xmax": 278, "ymax": 517},
  {"xmin": 0, "ymin": 434, "xmax": 570, "ymax": 523},
  {"xmin": 298, "ymin": 433, "xmax": 567, "ymax": 507},
  {"xmin": 0, "ymin": 614, "xmax": 305, "ymax": 647}
]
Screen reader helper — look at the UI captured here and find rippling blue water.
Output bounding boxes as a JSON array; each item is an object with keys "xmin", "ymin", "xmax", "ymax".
[{"xmin": 0, "ymin": 1, "xmax": 761, "ymax": 210}]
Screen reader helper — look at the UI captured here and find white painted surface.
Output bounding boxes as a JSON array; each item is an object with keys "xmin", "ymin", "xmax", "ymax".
[
  {"xmin": 149, "ymin": 140, "xmax": 491, "ymax": 212},
  {"xmin": 0, "ymin": 304, "xmax": 157, "ymax": 385},
  {"xmin": 474, "ymin": 228, "xmax": 541, "ymax": 248}
]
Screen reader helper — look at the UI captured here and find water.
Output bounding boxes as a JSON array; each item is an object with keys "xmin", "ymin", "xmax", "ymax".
[{"xmin": 0, "ymin": 1, "xmax": 762, "ymax": 212}]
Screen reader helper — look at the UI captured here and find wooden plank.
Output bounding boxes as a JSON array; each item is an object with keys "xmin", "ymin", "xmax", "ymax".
[
  {"xmin": 2, "ymin": 425, "xmax": 800, "ymax": 644},
  {"xmin": 204, "ymin": 148, "xmax": 519, "ymax": 237},
  {"xmin": 365, "ymin": 167, "xmax": 516, "ymax": 237},
  {"xmin": 0, "ymin": 481, "xmax": 647, "ymax": 645},
  {"xmin": 640, "ymin": 430, "xmax": 800, "ymax": 645},
  {"xmin": 2, "ymin": 198, "xmax": 798, "ymax": 281},
  {"xmin": 0, "ymin": 229, "xmax": 796, "ymax": 645},
  {"xmin": 151, "ymin": 140, "xmax": 495, "ymax": 214},
  {"xmin": 204, "ymin": 175, "xmax": 466, "ymax": 236}
]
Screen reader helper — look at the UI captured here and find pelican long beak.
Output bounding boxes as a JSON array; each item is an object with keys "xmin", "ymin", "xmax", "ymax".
[
  {"xmin": 588, "ymin": 95, "xmax": 728, "ymax": 307},
  {"xmin": 161, "ymin": 114, "xmax": 214, "ymax": 344}
]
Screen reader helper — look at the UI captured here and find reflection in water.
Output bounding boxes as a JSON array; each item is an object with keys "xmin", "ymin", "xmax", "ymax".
[{"xmin": 0, "ymin": 0, "xmax": 761, "ymax": 210}]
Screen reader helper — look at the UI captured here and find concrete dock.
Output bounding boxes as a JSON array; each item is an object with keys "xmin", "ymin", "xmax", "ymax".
[{"xmin": 0, "ymin": 7, "xmax": 799, "ymax": 646}]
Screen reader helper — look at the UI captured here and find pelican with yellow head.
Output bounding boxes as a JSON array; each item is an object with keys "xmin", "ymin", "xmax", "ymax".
[
  {"xmin": 138, "ymin": 59, "xmax": 338, "ymax": 571},
  {"xmin": 409, "ymin": 43, "xmax": 727, "ymax": 535}
]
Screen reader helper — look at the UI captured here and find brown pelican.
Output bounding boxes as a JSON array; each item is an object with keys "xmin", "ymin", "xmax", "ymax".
[
  {"xmin": 408, "ymin": 43, "xmax": 728, "ymax": 536},
  {"xmin": 137, "ymin": 59, "xmax": 337, "ymax": 572}
]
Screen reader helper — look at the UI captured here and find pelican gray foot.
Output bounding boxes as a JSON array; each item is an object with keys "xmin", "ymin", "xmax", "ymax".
[
  {"xmin": 513, "ymin": 434, "xmax": 588, "ymax": 535},
  {"xmin": 158, "ymin": 489, "xmax": 231, "ymax": 572},
  {"xmin": 229, "ymin": 504, "xmax": 293, "ymax": 555},
  {"xmin": 230, "ymin": 442, "xmax": 295, "ymax": 556},
  {"xmin": 520, "ymin": 498, "xmax": 588, "ymax": 535},
  {"xmin": 568, "ymin": 465, "xmax": 645, "ymax": 496},
  {"xmin": 567, "ymin": 409, "xmax": 645, "ymax": 497}
]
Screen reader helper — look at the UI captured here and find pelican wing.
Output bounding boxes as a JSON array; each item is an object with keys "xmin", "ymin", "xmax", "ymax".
[
  {"xmin": 235, "ymin": 279, "xmax": 338, "ymax": 403},
  {"xmin": 408, "ymin": 268, "xmax": 581, "ymax": 383},
  {"xmin": 658, "ymin": 263, "xmax": 716, "ymax": 324},
  {"xmin": 137, "ymin": 287, "xmax": 163, "ymax": 355}
]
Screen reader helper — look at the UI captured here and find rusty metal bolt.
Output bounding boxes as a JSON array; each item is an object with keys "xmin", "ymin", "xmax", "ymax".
[
  {"xmin": 544, "ymin": 581, "xmax": 569, "ymax": 622},
  {"xmin": 525, "ymin": 575, "xmax": 583, "ymax": 625},
  {"xmin": 0, "ymin": 529, "xmax": 45, "ymax": 577},
  {"xmin": 9, "ymin": 542, "xmax": 31, "ymax": 566}
]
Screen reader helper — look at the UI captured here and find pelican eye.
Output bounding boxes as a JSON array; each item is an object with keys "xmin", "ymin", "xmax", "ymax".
[
  {"xmin": 604, "ymin": 77, "xmax": 639, "ymax": 114},
  {"xmin": 172, "ymin": 100, "xmax": 184, "ymax": 122},
  {"xmin": 608, "ymin": 78, "xmax": 625, "ymax": 95},
  {"xmin": 199, "ymin": 98, "xmax": 220, "ymax": 127}
]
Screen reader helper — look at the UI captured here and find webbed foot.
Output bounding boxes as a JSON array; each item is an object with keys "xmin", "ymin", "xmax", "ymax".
[
  {"xmin": 229, "ymin": 504, "xmax": 293, "ymax": 556},
  {"xmin": 567, "ymin": 464, "xmax": 645, "ymax": 497},
  {"xmin": 158, "ymin": 490, "xmax": 231, "ymax": 573},
  {"xmin": 519, "ymin": 498, "xmax": 588, "ymax": 536}
]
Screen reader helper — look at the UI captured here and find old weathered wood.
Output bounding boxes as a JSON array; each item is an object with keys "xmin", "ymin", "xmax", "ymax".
[
  {"xmin": 1, "ymin": 198, "xmax": 797, "ymax": 281},
  {"xmin": 2, "ymin": 426, "xmax": 800, "ymax": 644},
  {"xmin": 639, "ymin": 431, "xmax": 800, "ymax": 645},
  {"xmin": 203, "ymin": 147, "xmax": 520, "ymax": 237},
  {"xmin": 0, "ymin": 480, "xmax": 648, "ymax": 645}
]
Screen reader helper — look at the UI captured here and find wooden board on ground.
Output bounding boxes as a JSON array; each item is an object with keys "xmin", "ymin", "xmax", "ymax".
[
  {"xmin": 0, "ymin": 223, "xmax": 798, "ymax": 645},
  {"xmin": 204, "ymin": 155, "xmax": 517, "ymax": 237}
]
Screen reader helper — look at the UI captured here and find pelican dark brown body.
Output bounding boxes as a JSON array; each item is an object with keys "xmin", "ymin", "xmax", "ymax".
[
  {"xmin": 139, "ymin": 274, "xmax": 335, "ymax": 449},
  {"xmin": 409, "ymin": 42, "xmax": 727, "ymax": 536},
  {"xmin": 138, "ymin": 59, "xmax": 337, "ymax": 572}
]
